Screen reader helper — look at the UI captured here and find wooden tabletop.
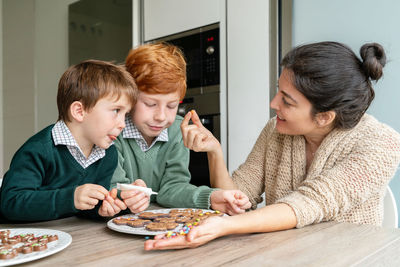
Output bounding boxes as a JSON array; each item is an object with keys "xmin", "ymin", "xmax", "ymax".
[{"xmin": 2, "ymin": 212, "xmax": 400, "ymax": 267}]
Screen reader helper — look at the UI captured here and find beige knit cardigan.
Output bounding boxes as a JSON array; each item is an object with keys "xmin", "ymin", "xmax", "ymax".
[{"xmin": 232, "ymin": 114, "xmax": 400, "ymax": 227}]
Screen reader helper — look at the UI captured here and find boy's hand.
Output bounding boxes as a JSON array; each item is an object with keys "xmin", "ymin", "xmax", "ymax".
[
  {"xmin": 210, "ymin": 190, "xmax": 251, "ymax": 215},
  {"xmin": 98, "ymin": 189, "xmax": 127, "ymax": 217},
  {"xmin": 181, "ymin": 110, "xmax": 220, "ymax": 153},
  {"xmin": 120, "ymin": 179, "xmax": 150, "ymax": 213},
  {"xmin": 74, "ymin": 184, "xmax": 109, "ymax": 210}
]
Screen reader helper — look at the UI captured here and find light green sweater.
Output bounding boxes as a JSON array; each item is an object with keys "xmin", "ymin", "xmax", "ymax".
[{"xmin": 110, "ymin": 116, "xmax": 215, "ymax": 209}]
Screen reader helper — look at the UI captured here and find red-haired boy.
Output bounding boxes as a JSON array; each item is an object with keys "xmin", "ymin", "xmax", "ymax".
[{"xmin": 111, "ymin": 43, "xmax": 251, "ymax": 214}]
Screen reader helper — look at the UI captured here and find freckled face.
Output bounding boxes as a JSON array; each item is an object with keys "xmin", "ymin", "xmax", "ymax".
[
  {"xmin": 130, "ymin": 91, "xmax": 180, "ymax": 145},
  {"xmin": 270, "ymin": 68, "xmax": 319, "ymax": 136}
]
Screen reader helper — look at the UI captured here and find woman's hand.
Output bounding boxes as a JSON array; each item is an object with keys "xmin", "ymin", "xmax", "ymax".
[
  {"xmin": 180, "ymin": 110, "xmax": 220, "ymax": 153},
  {"xmin": 144, "ymin": 216, "xmax": 226, "ymax": 250}
]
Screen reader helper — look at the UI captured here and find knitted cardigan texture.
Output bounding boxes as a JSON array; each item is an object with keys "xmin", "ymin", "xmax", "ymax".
[{"xmin": 232, "ymin": 114, "xmax": 400, "ymax": 227}]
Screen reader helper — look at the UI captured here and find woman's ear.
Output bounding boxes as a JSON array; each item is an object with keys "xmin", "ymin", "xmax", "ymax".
[
  {"xmin": 316, "ymin": 111, "xmax": 336, "ymax": 127},
  {"xmin": 69, "ymin": 101, "xmax": 85, "ymax": 122}
]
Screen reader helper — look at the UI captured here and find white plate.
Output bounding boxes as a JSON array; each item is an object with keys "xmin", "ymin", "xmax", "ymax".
[
  {"xmin": 107, "ymin": 209, "xmax": 219, "ymax": 236},
  {"xmin": 0, "ymin": 228, "xmax": 72, "ymax": 266}
]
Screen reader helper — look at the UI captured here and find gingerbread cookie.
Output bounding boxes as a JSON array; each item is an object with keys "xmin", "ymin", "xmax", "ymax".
[
  {"xmin": 138, "ymin": 212, "xmax": 168, "ymax": 220},
  {"xmin": 0, "ymin": 248, "xmax": 18, "ymax": 260},
  {"xmin": 112, "ymin": 217, "xmax": 134, "ymax": 225},
  {"xmin": 0, "ymin": 231, "xmax": 59, "ymax": 261},
  {"xmin": 145, "ymin": 222, "xmax": 178, "ymax": 231},
  {"xmin": 126, "ymin": 219, "xmax": 151, "ymax": 228}
]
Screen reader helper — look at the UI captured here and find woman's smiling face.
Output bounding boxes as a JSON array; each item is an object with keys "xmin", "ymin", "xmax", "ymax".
[{"xmin": 270, "ymin": 68, "xmax": 319, "ymax": 136}]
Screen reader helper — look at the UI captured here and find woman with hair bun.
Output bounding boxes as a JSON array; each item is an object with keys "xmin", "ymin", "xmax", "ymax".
[{"xmin": 145, "ymin": 42, "xmax": 400, "ymax": 250}]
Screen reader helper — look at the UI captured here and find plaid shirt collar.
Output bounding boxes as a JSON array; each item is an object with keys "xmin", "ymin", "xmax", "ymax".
[
  {"xmin": 122, "ymin": 114, "xmax": 168, "ymax": 152},
  {"xmin": 51, "ymin": 120, "xmax": 106, "ymax": 168}
]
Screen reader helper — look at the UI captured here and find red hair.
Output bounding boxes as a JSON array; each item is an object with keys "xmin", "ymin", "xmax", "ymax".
[{"xmin": 125, "ymin": 42, "xmax": 187, "ymax": 100}]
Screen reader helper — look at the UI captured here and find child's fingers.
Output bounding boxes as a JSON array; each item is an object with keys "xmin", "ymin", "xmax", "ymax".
[
  {"xmin": 132, "ymin": 179, "xmax": 147, "ymax": 187},
  {"xmin": 110, "ymin": 188, "xmax": 118, "ymax": 199},
  {"xmin": 234, "ymin": 195, "xmax": 249, "ymax": 206},
  {"xmin": 127, "ymin": 196, "xmax": 150, "ymax": 213},
  {"xmin": 236, "ymin": 199, "xmax": 251, "ymax": 210},
  {"xmin": 120, "ymin": 189, "xmax": 144, "ymax": 199},
  {"xmin": 114, "ymin": 198, "xmax": 127, "ymax": 210},
  {"xmin": 135, "ymin": 199, "xmax": 150, "ymax": 213},
  {"xmin": 81, "ymin": 194, "xmax": 100, "ymax": 207},
  {"xmin": 100, "ymin": 199, "xmax": 113, "ymax": 216},
  {"xmin": 233, "ymin": 191, "xmax": 251, "ymax": 209},
  {"xmin": 88, "ymin": 184, "xmax": 109, "ymax": 200},
  {"xmin": 122, "ymin": 191, "xmax": 146, "ymax": 205}
]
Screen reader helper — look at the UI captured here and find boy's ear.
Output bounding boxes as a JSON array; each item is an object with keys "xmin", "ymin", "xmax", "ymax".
[
  {"xmin": 315, "ymin": 111, "xmax": 336, "ymax": 128},
  {"xmin": 69, "ymin": 101, "xmax": 85, "ymax": 122}
]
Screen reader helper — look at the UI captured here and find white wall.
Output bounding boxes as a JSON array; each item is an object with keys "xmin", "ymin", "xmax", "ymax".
[
  {"xmin": 226, "ymin": 0, "xmax": 270, "ymax": 172},
  {"xmin": 143, "ymin": 0, "xmax": 220, "ymax": 41},
  {"xmin": 3, "ymin": 0, "xmax": 36, "ymax": 174},
  {"xmin": 0, "ymin": 0, "xmax": 3, "ymax": 176},
  {"xmin": 35, "ymin": 0, "xmax": 78, "ymax": 131},
  {"xmin": 2, "ymin": 0, "xmax": 77, "ymax": 174},
  {"xmin": 292, "ymin": 0, "xmax": 400, "ymax": 225}
]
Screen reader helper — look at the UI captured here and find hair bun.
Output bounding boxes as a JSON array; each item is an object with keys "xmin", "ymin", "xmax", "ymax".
[{"xmin": 360, "ymin": 43, "xmax": 386, "ymax": 81}]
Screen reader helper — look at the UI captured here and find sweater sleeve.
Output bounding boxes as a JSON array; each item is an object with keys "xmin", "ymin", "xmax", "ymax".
[
  {"xmin": 232, "ymin": 119, "xmax": 276, "ymax": 208},
  {"xmin": 0, "ymin": 142, "xmax": 77, "ymax": 222},
  {"xmin": 156, "ymin": 135, "xmax": 215, "ymax": 209},
  {"xmin": 278, "ymin": 126, "xmax": 400, "ymax": 228}
]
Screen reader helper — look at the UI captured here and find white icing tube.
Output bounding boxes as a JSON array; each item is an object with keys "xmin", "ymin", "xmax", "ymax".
[{"xmin": 116, "ymin": 183, "xmax": 158, "ymax": 195}]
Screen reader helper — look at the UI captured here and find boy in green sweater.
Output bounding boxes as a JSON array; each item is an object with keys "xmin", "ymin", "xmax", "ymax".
[
  {"xmin": 110, "ymin": 43, "xmax": 251, "ymax": 215},
  {"xmin": 0, "ymin": 60, "xmax": 137, "ymax": 222}
]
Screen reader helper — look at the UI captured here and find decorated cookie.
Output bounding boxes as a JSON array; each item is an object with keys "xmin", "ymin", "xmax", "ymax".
[
  {"xmin": 31, "ymin": 242, "xmax": 47, "ymax": 252},
  {"xmin": 126, "ymin": 219, "xmax": 151, "ymax": 228},
  {"xmin": 112, "ymin": 217, "xmax": 134, "ymax": 225},
  {"xmin": 145, "ymin": 222, "xmax": 178, "ymax": 231},
  {"xmin": 0, "ymin": 248, "xmax": 18, "ymax": 260},
  {"xmin": 138, "ymin": 212, "xmax": 168, "ymax": 220},
  {"xmin": 0, "ymin": 230, "xmax": 60, "ymax": 261}
]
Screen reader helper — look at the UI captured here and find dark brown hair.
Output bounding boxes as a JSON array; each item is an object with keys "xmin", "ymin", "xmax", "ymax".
[
  {"xmin": 57, "ymin": 59, "xmax": 138, "ymax": 122},
  {"xmin": 125, "ymin": 42, "xmax": 187, "ymax": 100},
  {"xmin": 281, "ymin": 42, "xmax": 386, "ymax": 129}
]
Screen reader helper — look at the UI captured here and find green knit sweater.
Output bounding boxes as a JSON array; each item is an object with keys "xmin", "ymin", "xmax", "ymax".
[
  {"xmin": 110, "ymin": 116, "xmax": 214, "ymax": 209},
  {"xmin": 0, "ymin": 125, "xmax": 117, "ymax": 222}
]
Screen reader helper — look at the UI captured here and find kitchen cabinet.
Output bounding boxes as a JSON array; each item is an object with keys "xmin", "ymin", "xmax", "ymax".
[{"xmin": 143, "ymin": 0, "xmax": 220, "ymax": 41}]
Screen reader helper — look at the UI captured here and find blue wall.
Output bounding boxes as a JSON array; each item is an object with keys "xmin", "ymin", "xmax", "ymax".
[{"xmin": 292, "ymin": 0, "xmax": 400, "ymax": 225}]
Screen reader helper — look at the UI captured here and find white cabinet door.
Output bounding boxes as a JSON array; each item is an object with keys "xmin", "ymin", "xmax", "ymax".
[{"xmin": 144, "ymin": 0, "xmax": 220, "ymax": 41}]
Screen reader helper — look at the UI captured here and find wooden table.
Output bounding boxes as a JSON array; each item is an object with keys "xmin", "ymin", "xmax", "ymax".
[{"xmin": 2, "ymin": 213, "xmax": 400, "ymax": 267}]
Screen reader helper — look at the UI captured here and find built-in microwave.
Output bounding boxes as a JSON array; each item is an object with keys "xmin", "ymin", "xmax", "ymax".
[
  {"xmin": 149, "ymin": 23, "xmax": 220, "ymax": 187},
  {"xmin": 149, "ymin": 23, "xmax": 220, "ymax": 96}
]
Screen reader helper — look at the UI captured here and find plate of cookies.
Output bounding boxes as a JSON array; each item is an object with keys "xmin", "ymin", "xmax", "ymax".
[
  {"xmin": 107, "ymin": 209, "xmax": 224, "ymax": 236},
  {"xmin": 0, "ymin": 228, "xmax": 72, "ymax": 266}
]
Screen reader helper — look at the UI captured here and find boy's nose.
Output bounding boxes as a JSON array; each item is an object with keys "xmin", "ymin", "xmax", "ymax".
[
  {"xmin": 154, "ymin": 108, "xmax": 166, "ymax": 121},
  {"xmin": 117, "ymin": 116, "xmax": 126, "ymax": 130}
]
